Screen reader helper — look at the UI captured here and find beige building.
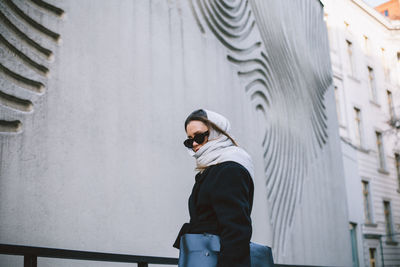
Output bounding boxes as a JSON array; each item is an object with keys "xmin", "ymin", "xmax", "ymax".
[
  {"xmin": 375, "ymin": 0, "xmax": 400, "ymax": 20},
  {"xmin": 323, "ymin": 0, "xmax": 400, "ymax": 266}
]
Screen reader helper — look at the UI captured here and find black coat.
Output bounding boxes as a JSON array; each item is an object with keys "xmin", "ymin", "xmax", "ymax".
[{"xmin": 174, "ymin": 161, "xmax": 254, "ymax": 267}]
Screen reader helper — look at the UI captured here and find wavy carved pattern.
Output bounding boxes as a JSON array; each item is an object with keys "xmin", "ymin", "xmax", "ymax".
[
  {"xmin": 190, "ymin": 0, "xmax": 332, "ymax": 258},
  {"xmin": 0, "ymin": 0, "xmax": 64, "ymax": 133}
]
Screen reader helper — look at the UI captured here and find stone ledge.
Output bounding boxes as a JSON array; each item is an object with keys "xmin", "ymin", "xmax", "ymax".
[
  {"xmin": 364, "ymin": 233, "xmax": 381, "ymax": 239},
  {"xmin": 385, "ymin": 240, "xmax": 399, "ymax": 246},
  {"xmin": 378, "ymin": 168, "xmax": 390, "ymax": 175}
]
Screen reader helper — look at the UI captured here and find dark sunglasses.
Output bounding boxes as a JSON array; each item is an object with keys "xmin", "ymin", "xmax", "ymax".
[{"xmin": 183, "ymin": 131, "xmax": 209, "ymax": 148}]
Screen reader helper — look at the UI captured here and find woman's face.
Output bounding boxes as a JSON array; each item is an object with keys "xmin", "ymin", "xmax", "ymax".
[{"xmin": 186, "ymin": 120, "xmax": 209, "ymax": 152}]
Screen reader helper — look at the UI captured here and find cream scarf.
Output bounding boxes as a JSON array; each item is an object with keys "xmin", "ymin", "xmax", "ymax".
[{"xmin": 187, "ymin": 110, "xmax": 254, "ymax": 179}]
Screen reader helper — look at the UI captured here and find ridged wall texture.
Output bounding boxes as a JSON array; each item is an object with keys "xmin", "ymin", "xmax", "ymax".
[
  {"xmin": 0, "ymin": 0, "xmax": 352, "ymax": 266},
  {"xmin": 189, "ymin": 0, "xmax": 333, "ymax": 255}
]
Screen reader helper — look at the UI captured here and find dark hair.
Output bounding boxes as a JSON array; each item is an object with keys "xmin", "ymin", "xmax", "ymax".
[{"xmin": 184, "ymin": 109, "xmax": 238, "ymax": 146}]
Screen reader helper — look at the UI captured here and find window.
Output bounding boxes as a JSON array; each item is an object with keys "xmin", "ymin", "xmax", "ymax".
[
  {"xmin": 354, "ymin": 108, "xmax": 362, "ymax": 147},
  {"xmin": 363, "ymin": 35, "xmax": 370, "ymax": 55},
  {"xmin": 369, "ymin": 248, "xmax": 376, "ymax": 267},
  {"xmin": 396, "ymin": 154, "xmax": 400, "ymax": 188},
  {"xmin": 368, "ymin": 67, "xmax": 377, "ymax": 102},
  {"xmin": 326, "ymin": 24, "xmax": 335, "ymax": 50},
  {"xmin": 384, "ymin": 10, "xmax": 389, "ymax": 16},
  {"xmin": 398, "ymin": 52, "xmax": 400, "ymax": 85},
  {"xmin": 347, "ymin": 40, "xmax": 355, "ymax": 76},
  {"xmin": 349, "ymin": 223, "xmax": 360, "ymax": 267},
  {"xmin": 387, "ymin": 90, "xmax": 395, "ymax": 120},
  {"xmin": 362, "ymin": 181, "xmax": 372, "ymax": 223},
  {"xmin": 334, "ymin": 86, "xmax": 341, "ymax": 123},
  {"xmin": 383, "ymin": 201, "xmax": 394, "ymax": 241},
  {"xmin": 381, "ymin": 48, "xmax": 390, "ymax": 81},
  {"xmin": 376, "ymin": 132, "xmax": 386, "ymax": 170}
]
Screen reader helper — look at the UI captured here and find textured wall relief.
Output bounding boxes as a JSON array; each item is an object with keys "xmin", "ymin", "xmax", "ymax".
[
  {"xmin": 190, "ymin": 0, "xmax": 332, "ymax": 257},
  {"xmin": 0, "ymin": 0, "xmax": 64, "ymax": 133}
]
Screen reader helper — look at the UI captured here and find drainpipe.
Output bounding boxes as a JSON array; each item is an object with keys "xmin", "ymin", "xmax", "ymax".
[{"xmin": 379, "ymin": 237, "xmax": 384, "ymax": 267}]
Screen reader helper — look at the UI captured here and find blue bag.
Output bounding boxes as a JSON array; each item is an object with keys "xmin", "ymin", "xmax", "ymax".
[{"xmin": 178, "ymin": 233, "xmax": 274, "ymax": 267}]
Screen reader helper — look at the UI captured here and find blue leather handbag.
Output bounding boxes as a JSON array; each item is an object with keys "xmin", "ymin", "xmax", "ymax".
[{"xmin": 178, "ymin": 233, "xmax": 274, "ymax": 267}]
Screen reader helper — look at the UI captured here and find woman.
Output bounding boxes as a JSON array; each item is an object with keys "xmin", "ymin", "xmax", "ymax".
[{"xmin": 173, "ymin": 109, "xmax": 255, "ymax": 267}]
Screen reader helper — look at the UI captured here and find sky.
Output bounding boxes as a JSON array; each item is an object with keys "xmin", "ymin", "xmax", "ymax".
[{"xmin": 363, "ymin": 0, "xmax": 389, "ymax": 7}]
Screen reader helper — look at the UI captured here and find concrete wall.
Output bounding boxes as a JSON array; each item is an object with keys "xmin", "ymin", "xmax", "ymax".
[{"xmin": 0, "ymin": 0, "xmax": 352, "ymax": 266}]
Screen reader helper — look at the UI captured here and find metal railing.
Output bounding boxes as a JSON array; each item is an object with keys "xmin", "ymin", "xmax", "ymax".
[
  {"xmin": 0, "ymin": 243, "xmax": 340, "ymax": 267},
  {"xmin": 0, "ymin": 243, "xmax": 178, "ymax": 267}
]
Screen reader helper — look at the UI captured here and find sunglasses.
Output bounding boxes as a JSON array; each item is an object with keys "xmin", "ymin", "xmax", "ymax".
[{"xmin": 183, "ymin": 131, "xmax": 209, "ymax": 148}]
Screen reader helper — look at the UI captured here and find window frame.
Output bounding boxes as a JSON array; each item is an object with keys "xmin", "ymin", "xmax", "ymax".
[
  {"xmin": 346, "ymin": 40, "xmax": 355, "ymax": 76},
  {"xmin": 387, "ymin": 90, "xmax": 395, "ymax": 120},
  {"xmin": 375, "ymin": 131, "xmax": 387, "ymax": 171},
  {"xmin": 396, "ymin": 153, "xmax": 400, "ymax": 190},
  {"xmin": 362, "ymin": 180, "xmax": 373, "ymax": 224},
  {"xmin": 367, "ymin": 66, "xmax": 377, "ymax": 103},
  {"xmin": 383, "ymin": 201, "xmax": 395, "ymax": 242},
  {"xmin": 349, "ymin": 222, "xmax": 360, "ymax": 267},
  {"xmin": 354, "ymin": 107, "xmax": 363, "ymax": 147},
  {"xmin": 363, "ymin": 35, "xmax": 370, "ymax": 55},
  {"xmin": 369, "ymin": 248, "xmax": 376, "ymax": 267}
]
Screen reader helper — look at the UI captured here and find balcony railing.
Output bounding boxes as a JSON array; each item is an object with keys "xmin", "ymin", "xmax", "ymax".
[{"xmin": 0, "ymin": 243, "xmax": 338, "ymax": 267}]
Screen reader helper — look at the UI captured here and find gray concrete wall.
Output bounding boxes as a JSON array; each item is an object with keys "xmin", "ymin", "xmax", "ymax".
[{"xmin": 0, "ymin": 0, "xmax": 352, "ymax": 266}]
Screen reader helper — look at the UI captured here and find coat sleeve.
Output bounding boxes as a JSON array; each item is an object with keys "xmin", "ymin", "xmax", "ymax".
[{"xmin": 210, "ymin": 163, "xmax": 253, "ymax": 267}]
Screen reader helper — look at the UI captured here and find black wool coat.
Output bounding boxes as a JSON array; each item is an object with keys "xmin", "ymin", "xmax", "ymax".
[{"xmin": 174, "ymin": 161, "xmax": 254, "ymax": 267}]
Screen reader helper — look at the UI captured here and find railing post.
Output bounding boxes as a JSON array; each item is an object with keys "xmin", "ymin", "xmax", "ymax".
[
  {"xmin": 379, "ymin": 237, "xmax": 385, "ymax": 267},
  {"xmin": 138, "ymin": 262, "xmax": 148, "ymax": 267},
  {"xmin": 24, "ymin": 255, "xmax": 37, "ymax": 267}
]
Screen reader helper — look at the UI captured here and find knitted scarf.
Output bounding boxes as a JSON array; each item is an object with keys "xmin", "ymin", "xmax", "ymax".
[{"xmin": 187, "ymin": 110, "xmax": 254, "ymax": 179}]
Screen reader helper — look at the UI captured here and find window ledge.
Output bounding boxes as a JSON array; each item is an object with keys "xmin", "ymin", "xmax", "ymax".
[
  {"xmin": 347, "ymin": 75, "xmax": 360, "ymax": 83},
  {"xmin": 339, "ymin": 138, "xmax": 370, "ymax": 153},
  {"xmin": 364, "ymin": 233, "xmax": 381, "ymax": 239},
  {"xmin": 378, "ymin": 168, "xmax": 389, "ymax": 175},
  {"xmin": 370, "ymin": 100, "xmax": 381, "ymax": 107},
  {"xmin": 356, "ymin": 146, "xmax": 369, "ymax": 154},
  {"xmin": 364, "ymin": 223, "xmax": 378, "ymax": 228},
  {"xmin": 386, "ymin": 240, "xmax": 398, "ymax": 246},
  {"xmin": 340, "ymin": 136, "xmax": 351, "ymax": 143}
]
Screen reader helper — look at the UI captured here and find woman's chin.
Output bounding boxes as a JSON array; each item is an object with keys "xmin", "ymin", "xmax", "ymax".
[{"xmin": 193, "ymin": 147, "xmax": 201, "ymax": 152}]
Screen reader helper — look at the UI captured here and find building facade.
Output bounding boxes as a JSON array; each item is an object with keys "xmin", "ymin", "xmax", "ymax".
[{"xmin": 323, "ymin": 0, "xmax": 400, "ymax": 266}]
